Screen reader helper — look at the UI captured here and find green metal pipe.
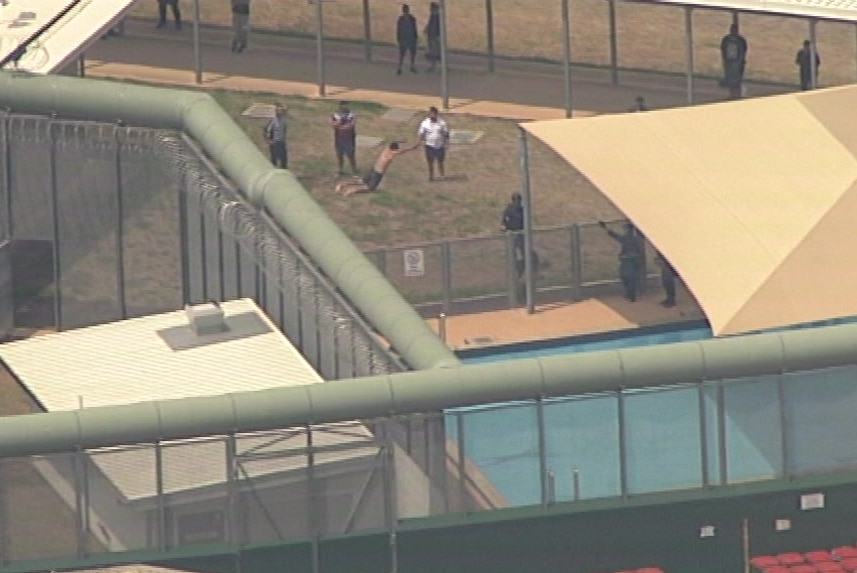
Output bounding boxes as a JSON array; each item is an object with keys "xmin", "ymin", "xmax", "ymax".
[
  {"xmin": 0, "ymin": 71, "xmax": 457, "ymax": 372},
  {"xmin": 2, "ymin": 320, "xmax": 857, "ymax": 457}
]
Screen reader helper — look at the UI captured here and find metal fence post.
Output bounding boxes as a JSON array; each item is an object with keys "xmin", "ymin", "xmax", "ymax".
[
  {"xmin": 608, "ymin": 0, "xmax": 619, "ymax": 84},
  {"xmin": 698, "ymin": 383, "xmax": 710, "ymax": 489},
  {"xmin": 561, "ymin": 0, "xmax": 573, "ymax": 118},
  {"xmin": 73, "ymin": 451, "xmax": 87, "ymax": 557},
  {"xmin": 617, "ymin": 390, "xmax": 628, "ymax": 497},
  {"xmin": 440, "ymin": 0, "xmax": 450, "ymax": 110},
  {"xmin": 505, "ymin": 232, "xmax": 519, "ymax": 307},
  {"xmin": 518, "ymin": 128, "xmax": 535, "ymax": 314},
  {"xmin": 48, "ymin": 119, "xmax": 63, "ymax": 329},
  {"xmin": 114, "ymin": 125, "xmax": 127, "ymax": 318},
  {"xmin": 485, "ymin": 0, "xmax": 495, "ymax": 72},
  {"xmin": 570, "ymin": 224, "xmax": 582, "ymax": 300},
  {"xmin": 155, "ymin": 442, "xmax": 166, "ymax": 550},
  {"xmin": 572, "ymin": 468, "xmax": 581, "ymax": 501},
  {"xmin": 315, "ymin": 0, "xmax": 326, "ymax": 97},
  {"xmin": 192, "ymin": 0, "xmax": 202, "ymax": 84},
  {"xmin": 362, "ymin": 0, "xmax": 373, "ymax": 61},
  {"xmin": 778, "ymin": 376, "xmax": 790, "ymax": 479},
  {"xmin": 537, "ymin": 399, "xmax": 548, "ymax": 507},
  {"xmin": 441, "ymin": 241, "xmax": 452, "ymax": 315},
  {"xmin": 684, "ymin": 7, "xmax": 695, "ymax": 105},
  {"xmin": 3, "ymin": 113, "xmax": 12, "ymax": 240}
]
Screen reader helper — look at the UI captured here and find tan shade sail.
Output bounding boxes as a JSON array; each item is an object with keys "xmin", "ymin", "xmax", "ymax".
[{"xmin": 522, "ymin": 85, "xmax": 857, "ymax": 336}]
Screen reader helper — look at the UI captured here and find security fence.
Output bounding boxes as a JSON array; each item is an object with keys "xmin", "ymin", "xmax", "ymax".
[
  {"xmin": 0, "ymin": 113, "xmax": 403, "ymax": 378},
  {"xmin": 364, "ymin": 221, "xmax": 656, "ymax": 316},
  {"xmin": 4, "ymin": 362, "xmax": 857, "ymax": 570}
]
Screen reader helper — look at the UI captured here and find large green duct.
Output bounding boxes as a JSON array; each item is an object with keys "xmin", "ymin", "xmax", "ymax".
[
  {"xmin": 0, "ymin": 71, "xmax": 458, "ymax": 371},
  {"xmin": 2, "ymin": 320, "xmax": 857, "ymax": 456}
]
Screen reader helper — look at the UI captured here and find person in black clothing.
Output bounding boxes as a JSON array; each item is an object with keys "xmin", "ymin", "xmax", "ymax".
[
  {"xmin": 795, "ymin": 40, "xmax": 820, "ymax": 90},
  {"xmin": 156, "ymin": 0, "xmax": 182, "ymax": 30},
  {"xmin": 501, "ymin": 192, "xmax": 525, "ymax": 259},
  {"xmin": 655, "ymin": 251, "xmax": 677, "ymax": 307},
  {"xmin": 424, "ymin": 2, "xmax": 441, "ymax": 72},
  {"xmin": 600, "ymin": 221, "xmax": 643, "ymax": 302},
  {"xmin": 720, "ymin": 23, "xmax": 748, "ymax": 99},
  {"xmin": 396, "ymin": 4, "xmax": 419, "ymax": 75}
]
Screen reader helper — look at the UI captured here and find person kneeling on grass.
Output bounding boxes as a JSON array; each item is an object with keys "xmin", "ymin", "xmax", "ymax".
[{"xmin": 336, "ymin": 141, "xmax": 419, "ymax": 197}]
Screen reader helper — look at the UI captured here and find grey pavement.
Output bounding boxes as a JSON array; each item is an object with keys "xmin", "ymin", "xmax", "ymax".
[{"xmin": 84, "ymin": 17, "xmax": 794, "ymax": 117}]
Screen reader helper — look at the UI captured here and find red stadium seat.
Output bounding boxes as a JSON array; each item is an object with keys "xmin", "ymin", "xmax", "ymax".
[
  {"xmin": 788, "ymin": 565, "xmax": 818, "ymax": 573},
  {"xmin": 763, "ymin": 566, "xmax": 790, "ymax": 573},
  {"xmin": 839, "ymin": 558, "xmax": 857, "ymax": 572},
  {"xmin": 779, "ymin": 554, "xmax": 807, "ymax": 566},
  {"xmin": 834, "ymin": 548, "xmax": 857, "ymax": 560},
  {"xmin": 754, "ymin": 557, "xmax": 783, "ymax": 569},
  {"xmin": 815, "ymin": 563, "xmax": 845, "ymax": 573},
  {"xmin": 806, "ymin": 552, "xmax": 834, "ymax": 564}
]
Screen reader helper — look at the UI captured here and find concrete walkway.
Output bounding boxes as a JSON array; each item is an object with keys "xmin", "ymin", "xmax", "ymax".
[{"xmin": 83, "ymin": 17, "xmax": 793, "ymax": 121}]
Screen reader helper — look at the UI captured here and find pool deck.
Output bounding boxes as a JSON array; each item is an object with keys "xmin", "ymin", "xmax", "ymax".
[{"xmin": 426, "ymin": 288, "xmax": 706, "ymax": 350}]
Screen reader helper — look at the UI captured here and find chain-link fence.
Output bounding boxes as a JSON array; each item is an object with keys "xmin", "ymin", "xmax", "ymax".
[
  {"xmin": 0, "ymin": 113, "xmax": 403, "ymax": 378},
  {"xmin": 364, "ymin": 221, "xmax": 659, "ymax": 316}
]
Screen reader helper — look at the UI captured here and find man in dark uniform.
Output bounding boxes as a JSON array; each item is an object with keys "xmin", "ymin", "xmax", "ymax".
[
  {"xmin": 795, "ymin": 40, "xmax": 820, "ymax": 90},
  {"xmin": 655, "ymin": 251, "xmax": 677, "ymax": 307},
  {"xmin": 156, "ymin": 0, "xmax": 182, "ymax": 30},
  {"xmin": 396, "ymin": 4, "xmax": 419, "ymax": 75},
  {"xmin": 600, "ymin": 221, "xmax": 643, "ymax": 302},
  {"xmin": 720, "ymin": 23, "xmax": 748, "ymax": 99},
  {"xmin": 501, "ymin": 192, "xmax": 525, "ymax": 260}
]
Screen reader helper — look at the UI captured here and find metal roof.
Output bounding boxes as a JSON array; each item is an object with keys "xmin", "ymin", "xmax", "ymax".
[
  {"xmin": 0, "ymin": 299, "xmax": 379, "ymax": 503},
  {"xmin": 0, "ymin": 299, "xmax": 323, "ymax": 411},
  {"xmin": 625, "ymin": 0, "xmax": 857, "ymax": 22}
]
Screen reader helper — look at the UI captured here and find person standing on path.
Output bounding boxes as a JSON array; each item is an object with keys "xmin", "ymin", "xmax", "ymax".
[
  {"xmin": 396, "ymin": 4, "xmax": 419, "ymax": 75},
  {"xmin": 231, "ymin": 0, "xmax": 251, "ymax": 53},
  {"xmin": 330, "ymin": 101, "xmax": 358, "ymax": 176},
  {"xmin": 424, "ymin": 2, "xmax": 441, "ymax": 72},
  {"xmin": 156, "ymin": 0, "xmax": 182, "ymax": 30},
  {"xmin": 418, "ymin": 106, "xmax": 450, "ymax": 182},
  {"xmin": 795, "ymin": 40, "xmax": 820, "ymax": 90},
  {"xmin": 264, "ymin": 103, "xmax": 288, "ymax": 169}
]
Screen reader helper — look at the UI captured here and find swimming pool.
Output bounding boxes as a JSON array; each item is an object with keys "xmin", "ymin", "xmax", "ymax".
[
  {"xmin": 445, "ymin": 317, "xmax": 857, "ymax": 508},
  {"xmin": 457, "ymin": 319, "xmax": 712, "ymax": 364}
]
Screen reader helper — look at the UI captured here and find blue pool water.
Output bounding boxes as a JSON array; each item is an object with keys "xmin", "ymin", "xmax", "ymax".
[
  {"xmin": 457, "ymin": 320, "xmax": 712, "ymax": 364},
  {"xmin": 445, "ymin": 316, "xmax": 857, "ymax": 507}
]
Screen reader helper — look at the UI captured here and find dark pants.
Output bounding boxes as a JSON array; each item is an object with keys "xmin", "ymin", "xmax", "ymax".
[
  {"xmin": 157, "ymin": 0, "xmax": 181, "ymax": 26},
  {"xmin": 619, "ymin": 260, "xmax": 639, "ymax": 302},
  {"xmin": 269, "ymin": 140, "xmax": 288, "ymax": 169},
  {"xmin": 661, "ymin": 269, "xmax": 676, "ymax": 304}
]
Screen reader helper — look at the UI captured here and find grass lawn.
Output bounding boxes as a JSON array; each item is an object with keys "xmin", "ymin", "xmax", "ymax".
[
  {"xmin": 210, "ymin": 88, "xmax": 620, "ymax": 249},
  {"xmin": 129, "ymin": 0, "xmax": 857, "ymax": 87}
]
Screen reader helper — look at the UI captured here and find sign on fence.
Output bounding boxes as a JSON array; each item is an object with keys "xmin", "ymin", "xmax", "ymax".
[{"xmin": 403, "ymin": 249, "xmax": 425, "ymax": 277}]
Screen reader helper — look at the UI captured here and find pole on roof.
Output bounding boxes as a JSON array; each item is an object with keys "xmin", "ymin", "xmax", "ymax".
[
  {"xmin": 608, "ymin": 0, "xmax": 619, "ymax": 85},
  {"xmin": 362, "ymin": 0, "xmax": 373, "ymax": 62},
  {"xmin": 485, "ymin": 0, "xmax": 495, "ymax": 72},
  {"xmin": 809, "ymin": 19, "xmax": 818, "ymax": 89},
  {"xmin": 192, "ymin": 0, "xmax": 201, "ymax": 84},
  {"xmin": 518, "ymin": 127, "xmax": 535, "ymax": 314},
  {"xmin": 440, "ymin": 0, "xmax": 450, "ymax": 110},
  {"xmin": 561, "ymin": 0, "xmax": 572, "ymax": 118},
  {"xmin": 731, "ymin": 11, "xmax": 739, "ymax": 27},
  {"xmin": 315, "ymin": 0, "xmax": 326, "ymax": 97},
  {"xmin": 684, "ymin": 6, "xmax": 695, "ymax": 105}
]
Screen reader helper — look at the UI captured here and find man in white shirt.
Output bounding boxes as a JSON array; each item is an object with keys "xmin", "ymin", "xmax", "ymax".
[{"xmin": 417, "ymin": 106, "xmax": 449, "ymax": 181}]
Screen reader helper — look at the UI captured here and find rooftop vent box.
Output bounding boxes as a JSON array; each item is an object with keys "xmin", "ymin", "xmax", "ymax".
[{"xmin": 185, "ymin": 302, "xmax": 227, "ymax": 336}]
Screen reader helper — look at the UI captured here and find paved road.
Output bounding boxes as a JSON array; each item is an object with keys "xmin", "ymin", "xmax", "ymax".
[{"xmin": 84, "ymin": 17, "xmax": 793, "ymax": 118}]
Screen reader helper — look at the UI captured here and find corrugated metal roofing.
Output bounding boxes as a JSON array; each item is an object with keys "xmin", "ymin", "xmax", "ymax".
[
  {"xmin": 0, "ymin": 299, "xmax": 323, "ymax": 411},
  {"xmin": 0, "ymin": 299, "xmax": 379, "ymax": 503}
]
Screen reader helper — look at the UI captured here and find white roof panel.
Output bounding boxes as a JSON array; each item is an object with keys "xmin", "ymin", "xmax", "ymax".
[
  {"xmin": 0, "ymin": 298, "xmax": 323, "ymax": 411},
  {"xmin": 1, "ymin": 0, "xmax": 136, "ymax": 74}
]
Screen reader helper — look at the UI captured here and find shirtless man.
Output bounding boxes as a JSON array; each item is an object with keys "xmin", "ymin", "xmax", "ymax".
[{"xmin": 336, "ymin": 141, "xmax": 419, "ymax": 197}]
